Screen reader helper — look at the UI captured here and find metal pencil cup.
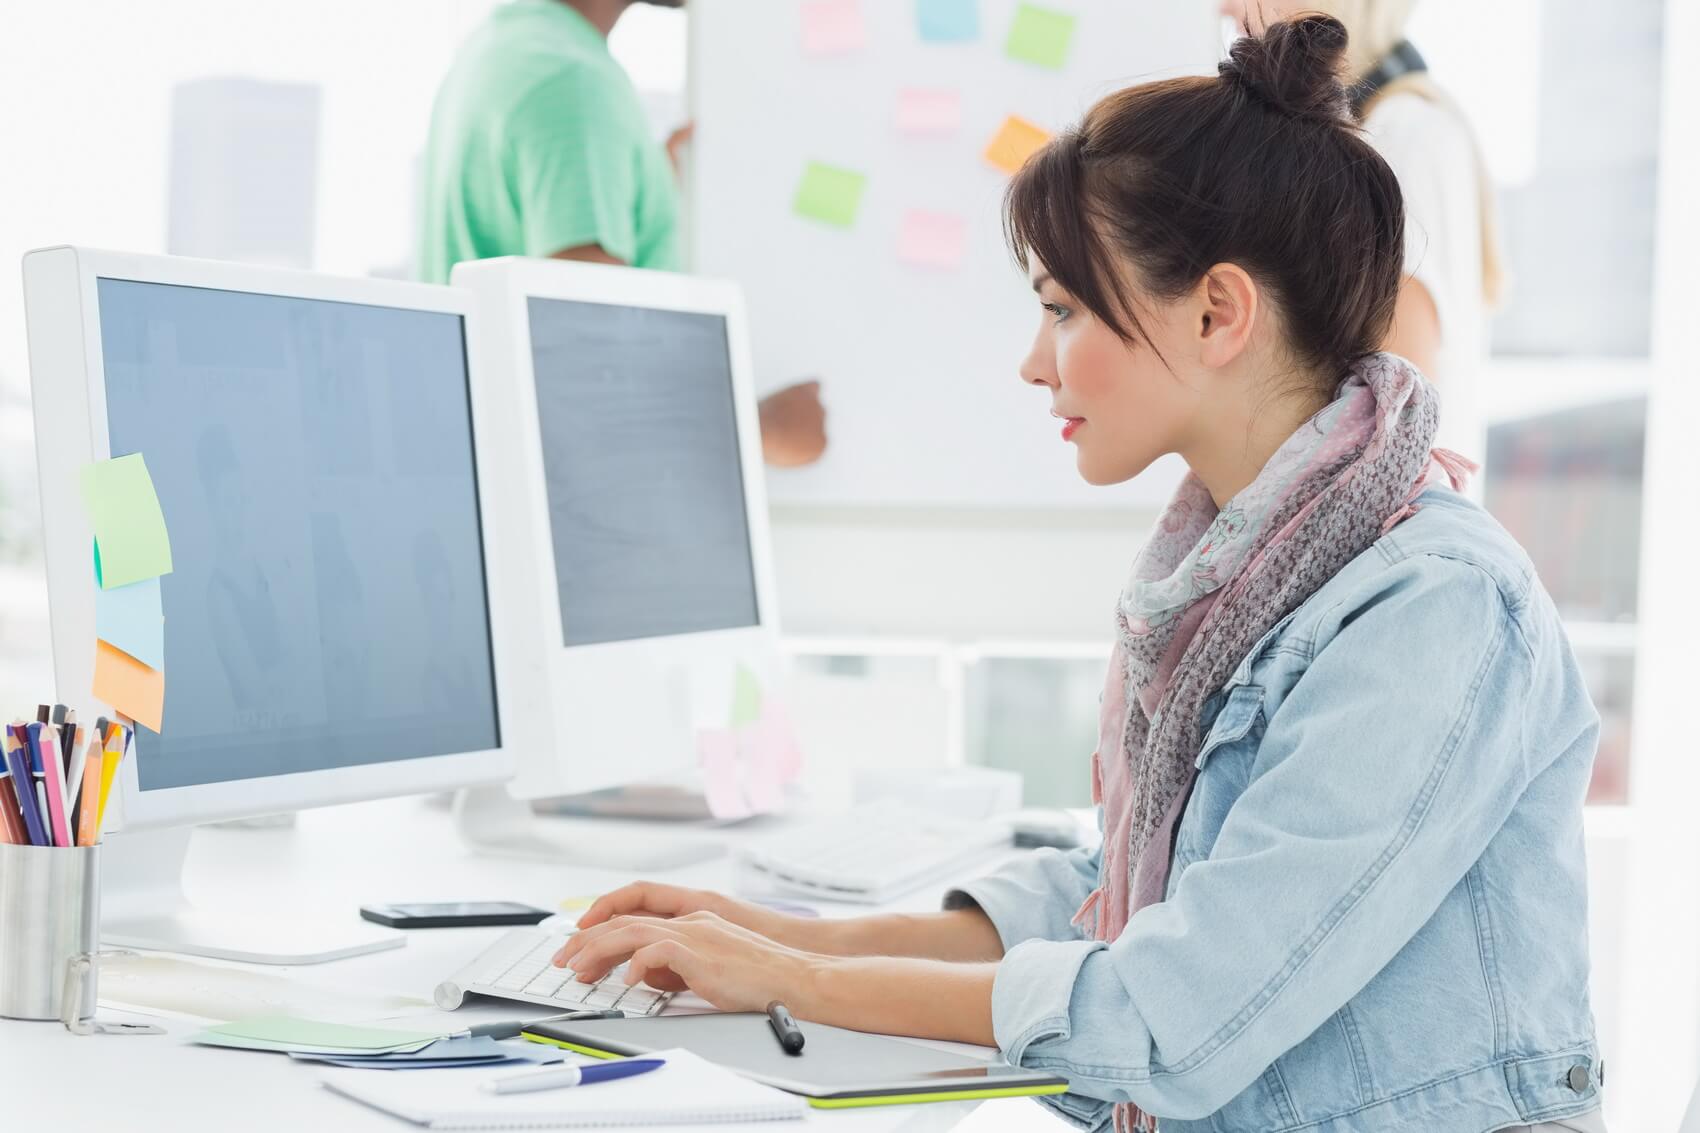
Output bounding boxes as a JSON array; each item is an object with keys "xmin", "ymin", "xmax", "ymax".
[{"xmin": 0, "ymin": 842, "xmax": 100, "ymax": 1020}]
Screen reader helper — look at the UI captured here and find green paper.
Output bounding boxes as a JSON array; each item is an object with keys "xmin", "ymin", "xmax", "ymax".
[
  {"xmin": 1004, "ymin": 3, "xmax": 1075, "ymax": 69},
  {"xmin": 196, "ymin": 1016, "xmax": 442, "ymax": 1054},
  {"xmin": 793, "ymin": 162, "xmax": 867, "ymax": 228},
  {"xmin": 731, "ymin": 664, "xmax": 763, "ymax": 727},
  {"xmin": 80, "ymin": 454, "xmax": 173, "ymax": 589}
]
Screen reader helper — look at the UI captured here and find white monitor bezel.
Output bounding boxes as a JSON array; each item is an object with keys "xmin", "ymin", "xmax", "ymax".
[
  {"xmin": 22, "ymin": 246, "xmax": 520, "ymax": 829},
  {"xmin": 451, "ymin": 256, "xmax": 782, "ymax": 799}
]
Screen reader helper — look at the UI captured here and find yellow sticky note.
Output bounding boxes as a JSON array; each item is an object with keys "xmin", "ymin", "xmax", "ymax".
[
  {"xmin": 793, "ymin": 161, "xmax": 868, "ymax": 228},
  {"xmin": 94, "ymin": 639, "xmax": 164, "ymax": 733},
  {"xmin": 81, "ymin": 454, "xmax": 174, "ymax": 589},
  {"xmin": 1005, "ymin": 3, "xmax": 1076, "ymax": 70},
  {"xmin": 984, "ymin": 115, "xmax": 1051, "ymax": 175}
]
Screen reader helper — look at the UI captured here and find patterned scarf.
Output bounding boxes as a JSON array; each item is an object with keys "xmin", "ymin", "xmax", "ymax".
[{"xmin": 1071, "ymin": 354, "xmax": 1475, "ymax": 1133}]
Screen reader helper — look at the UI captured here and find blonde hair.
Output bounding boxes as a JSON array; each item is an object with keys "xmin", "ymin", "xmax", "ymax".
[{"xmin": 1283, "ymin": 1, "xmax": 1507, "ymax": 305}]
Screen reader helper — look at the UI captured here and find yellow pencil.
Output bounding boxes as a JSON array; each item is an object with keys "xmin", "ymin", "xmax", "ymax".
[{"xmin": 94, "ymin": 726, "xmax": 127, "ymax": 836}]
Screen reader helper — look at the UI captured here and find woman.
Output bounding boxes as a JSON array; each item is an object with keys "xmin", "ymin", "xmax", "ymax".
[
  {"xmin": 1226, "ymin": 0, "xmax": 1502, "ymax": 465},
  {"xmin": 551, "ymin": 17, "xmax": 1601, "ymax": 1132}
]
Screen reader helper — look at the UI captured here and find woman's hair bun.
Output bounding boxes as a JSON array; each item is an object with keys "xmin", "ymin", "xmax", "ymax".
[{"xmin": 1218, "ymin": 13, "xmax": 1352, "ymax": 125}]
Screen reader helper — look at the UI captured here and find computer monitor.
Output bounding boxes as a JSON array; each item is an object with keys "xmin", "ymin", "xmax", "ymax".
[
  {"xmin": 22, "ymin": 247, "xmax": 528, "ymax": 961},
  {"xmin": 451, "ymin": 258, "xmax": 785, "ymax": 861}
]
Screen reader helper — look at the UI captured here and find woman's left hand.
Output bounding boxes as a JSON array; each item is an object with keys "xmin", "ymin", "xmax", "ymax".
[{"xmin": 553, "ymin": 911, "xmax": 818, "ymax": 1013}]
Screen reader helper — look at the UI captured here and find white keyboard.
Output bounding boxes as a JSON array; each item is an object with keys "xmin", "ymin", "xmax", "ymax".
[
  {"xmin": 739, "ymin": 802, "xmax": 1013, "ymax": 903},
  {"xmin": 434, "ymin": 927, "xmax": 670, "ymax": 1015}
]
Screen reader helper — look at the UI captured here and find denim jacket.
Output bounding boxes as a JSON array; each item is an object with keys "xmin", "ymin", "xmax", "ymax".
[{"xmin": 947, "ymin": 488, "xmax": 1603, "ymax": 1131}]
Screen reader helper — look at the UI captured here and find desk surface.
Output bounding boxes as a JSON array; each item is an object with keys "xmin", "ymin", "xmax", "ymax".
[{"xmin": 3, "ymin": 797, "xmax": 1057, "ymax": 1133}]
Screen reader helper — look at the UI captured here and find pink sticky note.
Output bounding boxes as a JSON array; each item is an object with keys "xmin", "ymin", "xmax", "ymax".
[
  {"xmin": 753, "ymin": 699, "xmax": 804, "ymax": 782},
  {"xmin": 896, "ymin": 88, "xmax": 962, "ymax": 135},
  {"xmin": 698, "ymin": 728, "xmax": 751, "ymax": 820},
  {"xmin": 742, "ymin": 730, "xmax": 786, "ymax": 814},
  {"xmin": 802, "ymin": 0, "xmax": 865, "ymax": 55},
  {"xmin": 898, "ymin": 210, "xmax": 967, "ymax": 270}
]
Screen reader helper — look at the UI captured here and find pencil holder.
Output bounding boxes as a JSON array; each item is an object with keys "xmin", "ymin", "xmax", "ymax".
[{"xmin": 0, "ymin": 842, "xmax": 99, "ymax": 1020}]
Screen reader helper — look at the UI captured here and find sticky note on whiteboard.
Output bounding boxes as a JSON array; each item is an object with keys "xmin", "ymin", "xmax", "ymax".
[
  {"xmin": 793, "ymin": 162, "xmax": 868, "ymax": 228},
  {"xmin": 801, "ymin": 0, "xmax": 865, "ymax": 56},
  {"xmin": 898, "ymin": 210, "xmax": 967, "ymax": 270},
  {"xmin": 983, "ymin": 115, "xmax": 1051, "ymax": 175},
  {"xmin": 94, "ymin": 639, "xmax": 164, "ymax": 733},
  {"xmin": 896, "ymin": 88, "xmax": 962, "ymax": 135},
  {"xmin": 916, "ymin": 0, "xmax": 979, "ymax": 42},
  {"xmin": 1005, "ymin": 3, "xmax": 1076, "ymax": 69}
]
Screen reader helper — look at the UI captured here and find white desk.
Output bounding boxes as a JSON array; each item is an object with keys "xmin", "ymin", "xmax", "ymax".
[{"xmin": 1, "ymin": 798, "xmax": 1064, "ymax": 1132}]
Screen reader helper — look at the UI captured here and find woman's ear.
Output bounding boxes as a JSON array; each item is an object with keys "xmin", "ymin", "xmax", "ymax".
[{"xmin": 1195, "ymin": 263, "xmax": 1259, "ymax": 369}]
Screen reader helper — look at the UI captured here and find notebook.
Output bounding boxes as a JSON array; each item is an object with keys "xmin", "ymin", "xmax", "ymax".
[{"xmin": 320, "ymin": 1049, "xmax": 807, "ymax": 1129}]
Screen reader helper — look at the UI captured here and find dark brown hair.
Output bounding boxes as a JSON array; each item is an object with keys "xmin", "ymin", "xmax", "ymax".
[{"xmin": 1005, "ymin": 14, "xmax": 1405, "ymax": 389}]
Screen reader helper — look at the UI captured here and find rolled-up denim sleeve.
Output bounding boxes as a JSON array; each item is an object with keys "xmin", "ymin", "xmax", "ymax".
[
  {"xmin": 977, "ymin": 557, "xmax": 1557, "ymax": 1122},
  {"xmin": 942, "ymin": 838, "xmax": 1102, "ymax": 950}
]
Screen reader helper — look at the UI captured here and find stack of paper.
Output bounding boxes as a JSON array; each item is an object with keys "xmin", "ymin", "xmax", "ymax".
[{"xmin": 192, "ymin": 1016, "xmax": 443, "ymax": 1056}]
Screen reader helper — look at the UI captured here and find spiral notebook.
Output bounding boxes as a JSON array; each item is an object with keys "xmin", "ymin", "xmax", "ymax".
[{"xmin": 320, "ymin": 1049, "xmax": 806, "ymax": 1129}]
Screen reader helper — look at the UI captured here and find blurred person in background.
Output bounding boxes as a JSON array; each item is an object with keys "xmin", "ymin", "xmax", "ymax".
[
  {"xmin": 1224, "ymin": 0, "xmax": 1505, "ymax": 465},
  {"xmin": 418, "ymin": 0, "xmax": 827, "ymax": 467}
]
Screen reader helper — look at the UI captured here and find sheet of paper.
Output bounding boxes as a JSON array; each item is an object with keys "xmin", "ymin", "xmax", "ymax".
[
  {"xmin": 95, "ymin": 576, "xmax": 164, "ymax": 670},
  {"xmin": 983, "ymin": 114, "xmax": 1052, "ymax": 175},
  {"xmin": 801, "ymin": 0, "xmax": 864, "ymax": 55},
  {"xmin": 731, "ymin": 663, "xmax": 762, "ymax": 728},
  {"xmin": 196, "ymin": 1015, "xmax": 442, "ymax": 1053},
  {"xmin": 1005, "ymin": 2, "xmax": 1076, "ymax": 69},
  {"xmin": 793, "ymin": 161, "xmax": 868, "ymax": 228},
  {"xmin": 896, "ymin": 87, "xmax": 962, "ymax": 135},
  {"xmin": 80, "ymin": 453, "xmax": 173, "ymax": 589},
  {"xmin": 916, "ymin": 0, "xmax": 979, "ymax": 42},
  {"xmin": 698, "ymin": 727, "xmax": 751, "ymax": 820},
  {"xmin": 93, "ymin": 639, "xmax": 164, "ymax": 733},
  {"xmin": 898, "ymin": 210, "xmax": 968, "ymax": 269}
]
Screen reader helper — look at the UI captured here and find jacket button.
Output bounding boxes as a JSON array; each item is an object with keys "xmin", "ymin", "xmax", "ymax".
[
  {"xmin": 1567, "ymin": 1065, "xmax": 1590, "ymax": 1092},
  {"xmin": 1598, "ymin": 1060, "xmax": 1606, "ymax": 1086}
]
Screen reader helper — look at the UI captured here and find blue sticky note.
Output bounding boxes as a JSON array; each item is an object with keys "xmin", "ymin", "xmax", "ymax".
[
  {"xmin": 95, "ymin": 575, "xmax": 164, "ymax": 670},
  {"xmin": 917, "ymin": 0, "xmax": 978, "ymax": 42}
]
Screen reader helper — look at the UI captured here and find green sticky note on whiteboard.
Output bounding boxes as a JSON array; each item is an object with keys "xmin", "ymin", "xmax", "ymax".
[
  {"xmin": 732, "ymin": 664, "xmax": 763, "ymax": 727},
  {"xmin": 81, "ymin": 453, "xmax": 173, "ymax": 589},
  {"xmin": 793, "ymin": 161, "xmax": 867, "ymax": 228},
  {"xmin": 1005, "ymin": 3, "xmax": 1075, "ymax": 69}
]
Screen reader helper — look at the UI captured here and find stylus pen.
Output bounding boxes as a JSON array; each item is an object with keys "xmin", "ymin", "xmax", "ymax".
[
  {"xmin": 448, "ymin": 1008, "xmax": 625, "ymax": 1041},
  {"xmin": 766, "ymin": 1000, "xmax": 805, "ymax": 1055},
  {"xmin": 483, "ymin": 1058, "xmax": 665, "ymax": 1095}
]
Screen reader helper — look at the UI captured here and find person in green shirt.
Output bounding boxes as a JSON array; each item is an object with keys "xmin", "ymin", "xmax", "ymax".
[{"xmin": 419, "ymin": 0, "xmax": 826, "ymax": 467}]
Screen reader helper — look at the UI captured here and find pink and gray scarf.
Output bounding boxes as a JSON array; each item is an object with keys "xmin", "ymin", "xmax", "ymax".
[{"xmin": 1073, "ymin": 353, "xmax": 1474, "ymax": 1132}]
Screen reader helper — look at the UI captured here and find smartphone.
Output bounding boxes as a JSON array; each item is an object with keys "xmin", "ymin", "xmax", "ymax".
[{"xmin": 358, "ymin": 901, "xmax": 552, "ymax": 929}]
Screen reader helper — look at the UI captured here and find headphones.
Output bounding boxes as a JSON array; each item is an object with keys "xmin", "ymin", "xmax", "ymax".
[{"xmin": 1349, "ymin": 40, "xmax": 1428, "ymax": 117}]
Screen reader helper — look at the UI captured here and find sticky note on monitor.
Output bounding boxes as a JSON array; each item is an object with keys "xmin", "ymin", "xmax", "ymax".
[
  {"xmin": 898, "ymin": 210, "xmax": 967, "ymax": 270},
  {"xmin": 731, "ymin": 664, "xmax": 763, "ymax": 728},
  {"xmin": 94, "ymin": 639, "xmax": 164, "ymax": 733},
  {"xmin": 1005, "ymin": 3, "xmax": 1076, "ymax": 70},
  {"xmin": 698, "ymin": 728, "xmax": 751, "ymax": 820},
  {"xmin": 801, "ymin": 0, "xmax": 865, "ymax": 56},
  {"xmin": 81, "ymin": 453, "xmax": 173, "ymax": 589},
  {"xmin": 916, "ymin": 0, "xmax": 979, "ymax": 42},
  {"xmin": 984, "ymin": 115, "xmax": 1051, "ymax": 175},
  {"xmin": 95, "ymin": 576, "xmax": 164, "ymax": 671},
  {"xmin": 793, "ymin": 162, "xmax": 868, "ymax": 228},
  {"xmin": 896, "ymin": 88, "xmax": 962, "ymax": 135}
]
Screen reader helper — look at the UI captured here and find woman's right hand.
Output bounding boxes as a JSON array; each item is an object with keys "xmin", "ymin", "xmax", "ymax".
[{"xmin": 574, "ymin": 882, "xmax": 824, "ymax": 953}]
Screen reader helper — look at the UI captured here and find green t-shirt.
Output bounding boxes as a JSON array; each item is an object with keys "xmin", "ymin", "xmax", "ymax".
[{"xmin": 417, "ymin": 0, "xmax": 681, "ymax": 284}]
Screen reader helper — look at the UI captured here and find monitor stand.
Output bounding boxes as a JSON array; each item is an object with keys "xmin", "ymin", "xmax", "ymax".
[
  {"xmin": 100, "ymin": 826, "xmax": 404, "ymax": 965},
  {"xmin": 454, "ymin": 785, "xmax": 727, "ymax": 872}
]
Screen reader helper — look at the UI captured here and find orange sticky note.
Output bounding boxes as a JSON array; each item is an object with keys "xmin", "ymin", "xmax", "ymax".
[
  {"xmin": 984, "ymin": 114, "xmax": 1051, "ymax": 175},
  {"xmin": 93, "ymin": 640, "xmax": 164, "ymax": 733}
]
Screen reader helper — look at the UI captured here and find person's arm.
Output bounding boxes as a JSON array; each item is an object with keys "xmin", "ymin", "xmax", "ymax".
[
  {"xmin": 1384, "ymin": 276, "xmax": 1441, "ymax": 380},
  {"xmin": 551, "ymin": 244, "xmax": 624, "ymax": 265}
]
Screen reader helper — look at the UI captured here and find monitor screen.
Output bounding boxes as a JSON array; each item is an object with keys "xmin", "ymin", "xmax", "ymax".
[
  {"xmin": 526, "ymin": 297, "xmax": 760, "ymax": 648},
  {"xmin": 97, "ymin": 278, "xmax": 501, "ymax": 790}
]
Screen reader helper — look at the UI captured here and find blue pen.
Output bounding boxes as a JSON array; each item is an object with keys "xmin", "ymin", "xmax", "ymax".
[
  {"xmin": 4, "ymin": 727, "xmax": 48, "ymax": 847},
  {"xmin": 483, "ymin": 1058, "xmax": 665, "ymax": 1096}
]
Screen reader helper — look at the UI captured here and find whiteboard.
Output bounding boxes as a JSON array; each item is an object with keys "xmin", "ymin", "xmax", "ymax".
[{"xmin": 689, "ymin": 0, "xmax": 1220, "ymax": 509}]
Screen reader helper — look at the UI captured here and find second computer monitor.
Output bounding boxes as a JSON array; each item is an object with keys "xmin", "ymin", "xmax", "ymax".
[{"xmin": 453, "ymin": 258, "xmax": 782, "ymax": 801}]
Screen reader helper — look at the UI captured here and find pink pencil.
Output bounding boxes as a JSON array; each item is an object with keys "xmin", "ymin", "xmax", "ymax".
[{"xmin": 39, "ymin": 725, "xmax": 71, "ymax": 847}]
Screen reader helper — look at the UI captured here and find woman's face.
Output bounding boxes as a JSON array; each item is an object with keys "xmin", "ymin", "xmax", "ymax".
[{"xmin": 1019, "ymin": 261, "xmax": 1202, "ymax": 487}]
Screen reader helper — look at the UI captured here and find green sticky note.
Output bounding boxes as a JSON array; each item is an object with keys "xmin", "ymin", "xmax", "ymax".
[
  {"xmin": 198, "ymin": 1016, "xmax": 441, "ymax": 1052},
  {"xmin": 80, "ymin": 454, "xmax": 173, "ymax": 589},
  {"xmin": 793, "ymin": 161, "xmax": 867, "ymax": 228},
  {"xmin": 732, "ymin": 664, "xmax": 763, "ymax": 728},
  {"xmin": 1005, "ymin": 3, "xmax": 1075, "ymax": 69}
]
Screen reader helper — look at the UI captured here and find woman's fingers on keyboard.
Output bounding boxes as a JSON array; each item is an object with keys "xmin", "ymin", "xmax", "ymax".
[
  {"xmin": 579, "ymin": 882, "xmax": 707, "ymax": 929},
  {"xmin": 558, "ymin": 920, "xmax": 688, "ymax": 981},
  {"xmin": 554, "ymin": 914, "xmax": 667, "ymax": 968}
]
